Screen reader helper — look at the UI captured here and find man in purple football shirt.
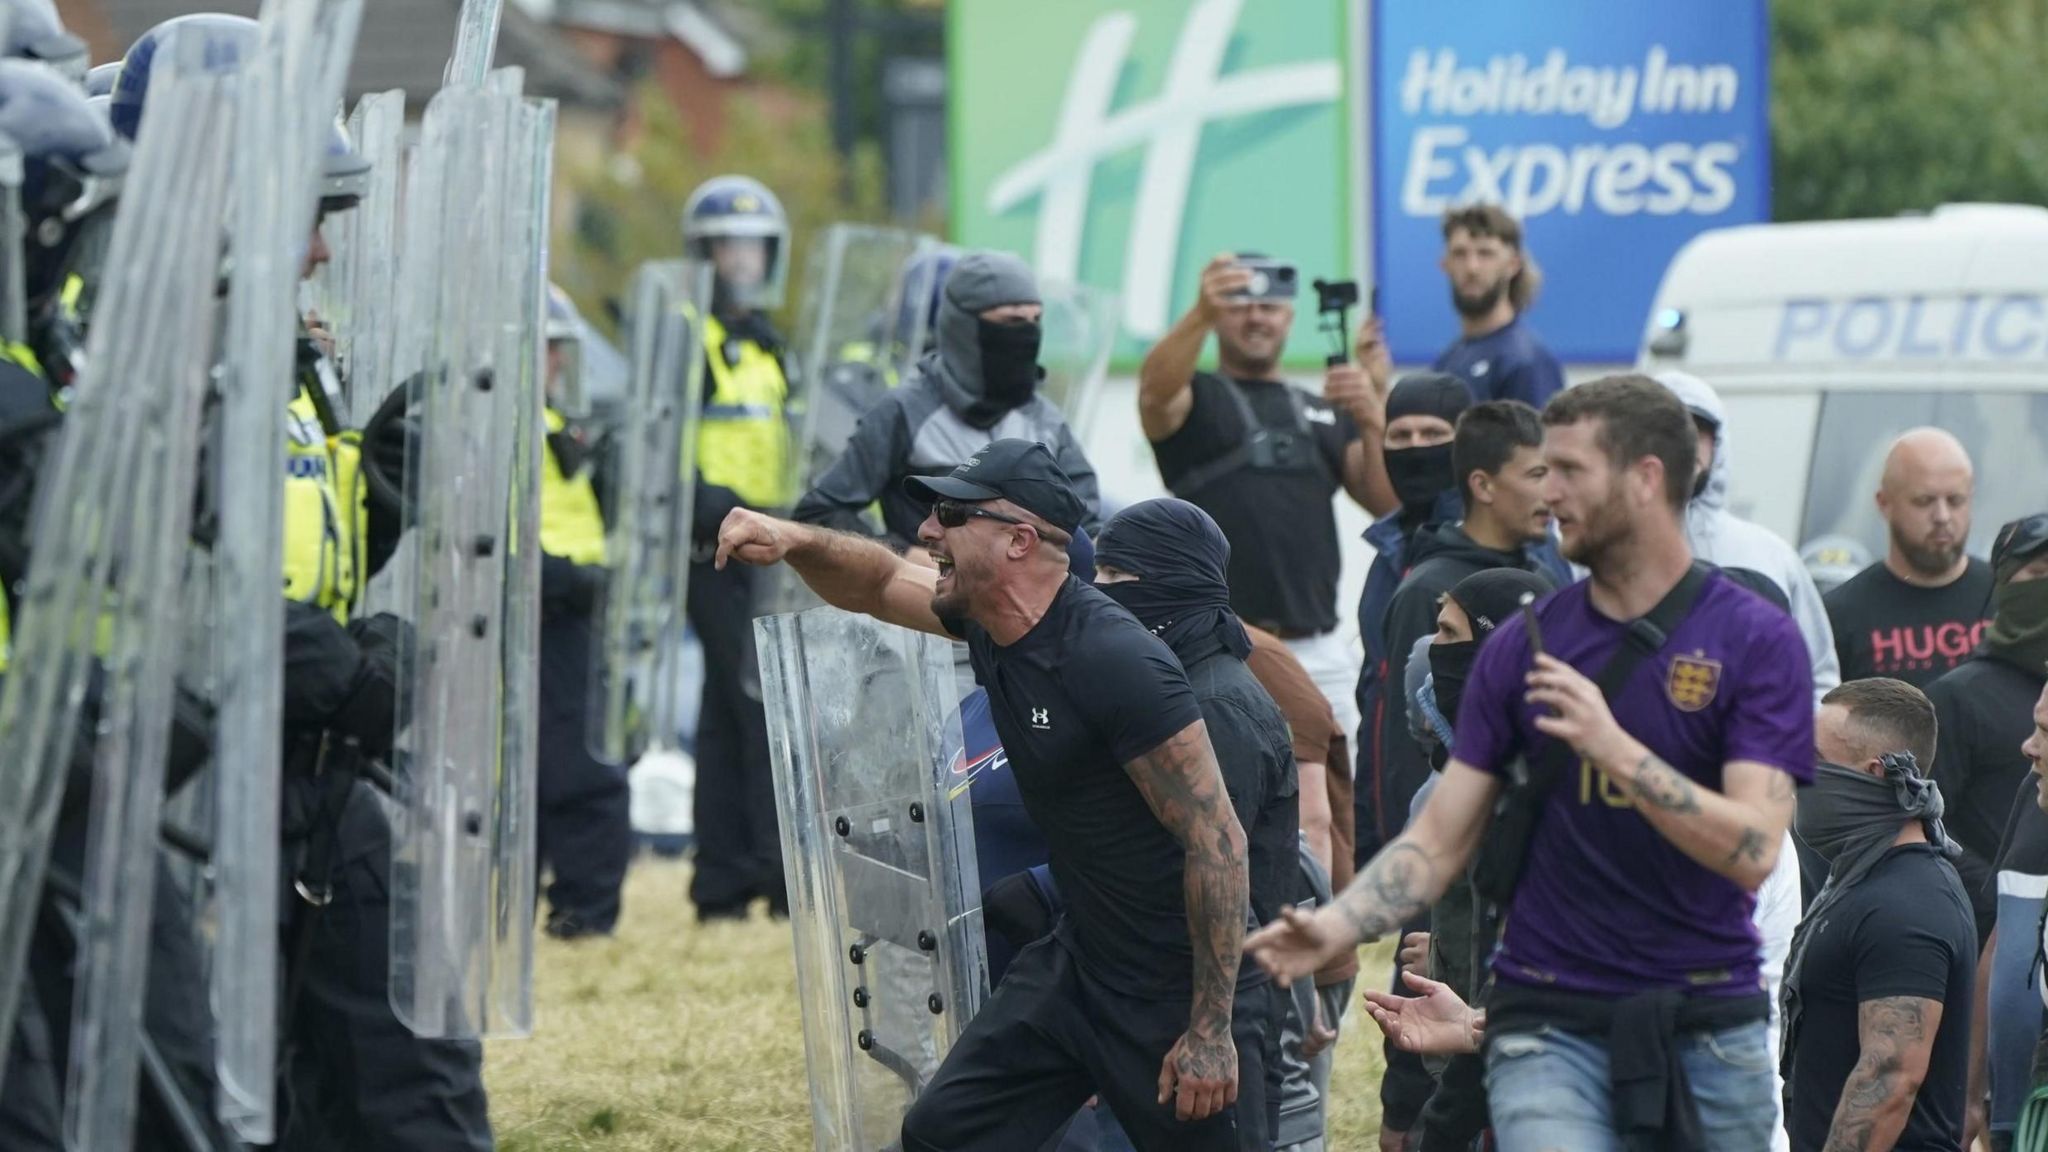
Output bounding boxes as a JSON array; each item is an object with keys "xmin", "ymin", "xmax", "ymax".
[{"xmin": 1248, "ymin": 375, "xmax": 1813, "ymax": 1152}]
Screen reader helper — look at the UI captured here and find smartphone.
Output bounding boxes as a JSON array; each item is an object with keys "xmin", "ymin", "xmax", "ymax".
[
  {"xmin": 1228, "ymin": 258, "xmax": 1298, "ymax": 302},
  {"xmin": 1519, "ymin": 591, "xmax": 1545, "ymax": 661}
]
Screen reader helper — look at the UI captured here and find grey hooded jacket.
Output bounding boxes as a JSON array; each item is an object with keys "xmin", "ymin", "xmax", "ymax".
[{"xmin": 793, "ymin": 252, "xmax": 1102, "ymax": 546}]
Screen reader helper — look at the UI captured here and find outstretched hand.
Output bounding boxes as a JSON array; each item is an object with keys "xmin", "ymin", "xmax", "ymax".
[
  {"xmin": 1245, "ymin": 904, "xmax": 1355, "ymax": 988},
  {"xmin": 1363, "ymin": 969, "xmax": 1485, "ymax": 1056}
]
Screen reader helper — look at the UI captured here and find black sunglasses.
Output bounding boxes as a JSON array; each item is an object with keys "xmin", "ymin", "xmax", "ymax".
[{"xmin": 933, "ymin": 498, "xmax": 1068, "ymax": 543}]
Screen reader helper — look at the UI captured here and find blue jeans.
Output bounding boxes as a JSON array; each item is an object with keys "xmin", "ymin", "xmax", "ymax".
[{"xmin": 1483, "ymin": 1020, "xmax": 1776, "ymax": 1152}]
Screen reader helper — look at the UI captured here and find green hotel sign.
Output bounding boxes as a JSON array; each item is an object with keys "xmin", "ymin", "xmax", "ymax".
[{"xmin": 948, "ymin": 0, "xmax": 1358, "ymax": 369}]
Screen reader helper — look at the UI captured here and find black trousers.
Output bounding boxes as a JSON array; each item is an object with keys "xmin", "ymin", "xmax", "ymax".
[
  {"xmin": 275, "ymin": 782, "xmax": 493, "ymax": 1152},
  {"xmin": 900, "ymin": 937, "xmax": 1270, "ymax": 1152},
  {"xmin": 537, "ymin": 610, "xmax": 632, "ymax": 933},
  {"xmin": 685, "ymin": 556, "xmax": 782, "ymax": 913},
  {"xmin": 27, "ymin": 818, "xmax": 229, "ymax": 1152},
  {"xmin": 0, "ymin": 982, "xmax": 62, "ymax": 1152}
]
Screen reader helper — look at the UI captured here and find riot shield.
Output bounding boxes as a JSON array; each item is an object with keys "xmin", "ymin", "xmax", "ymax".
[
  {"xmin": 0, "ymin": 57, "xmax": 236, "ymax": 1143},
  {"xmin": 787, "ymin": 224, "xmax": 940, "ymax": 501},
  {"xmin": 1035, "ymin": 278, "xmax": 1119, "ymax": 446},
  {"xmin": 300, "ymin": 88, "xmax": 405, "ymax": 427},
  {"xmin": 584, "ymin": 259, "xmax": 711, "ymax": 765},
  {"xmin": 756, "ymin": 608, "xmax": 987, "ymax": 1152},
  {"xmin": 201, "ymin": 0, "xmax": 365, "ymax": 1139},
  {"xmin": 443, "ymin": 0, "xmax": 501, "ymax": 88},
  {"xmin": 385, "ymin": 72, "xmax": 551, "ymax": 1040}
]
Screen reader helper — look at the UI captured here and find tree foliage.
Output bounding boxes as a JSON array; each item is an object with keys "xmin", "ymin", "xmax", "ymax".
[
  {"xmin": 1773, "ymin": 0, "xmax": 2048, "ymax": 220},
  {"xmin": 552, "ymin": 83, "xmax": 888, "ymax": 339}
]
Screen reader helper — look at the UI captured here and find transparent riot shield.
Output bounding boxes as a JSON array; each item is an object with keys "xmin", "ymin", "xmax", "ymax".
[
  {"xmin": 584, "ymin": 259, "xmax": 711, "ymax": 765},
  {"xmin": 443, "ymin": 0, "xmax": 502, "ymax": 88},
  {"xmin": 787, "ymin": 224, "xmax": 940, "ymax": 500},
  {"xmin": 0, "ymin": 59, "xmax": 237, "ymax": 1146},
  {"xmin": 756, "ymin": 608, "xmax": 987, "ymax": 1152},
  {"xmin": 1035, "ymin": 278, "xmax": 1120, "ymax": 446},
  {"xmin": 385, "ymin": 72, "xmax": 550, "ymax": 1040},
  {"xmin": 300, "ymin": 88, "xmax": 405, "ymax": 427},
  {"xmin": 200, "ymin": 0, "xmax": 365, "ymax": 1139}
]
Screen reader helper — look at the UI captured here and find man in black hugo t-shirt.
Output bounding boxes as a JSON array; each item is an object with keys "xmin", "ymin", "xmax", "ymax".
[
  {"xmin": 715, "ymin": 439, "xmax": 1269, "ymax": 1151},
  {"xmin": 1139, "ymin": 252, "xmax": 1399, "ymax": 746},
  {"xmin": 1826, "ymin": 429, "xmax": 1993, "ymax": 688},
  {"xmin": 1786, "ymin": 678, "xmax": 1975, "ymax": 1152}
]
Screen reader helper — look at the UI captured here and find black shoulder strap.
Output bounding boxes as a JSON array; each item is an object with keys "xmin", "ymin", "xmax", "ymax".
[
  {"xmin": 1530, "ymin": 562, "xmax": 1713, "ymax": 784},
  {"xmin": 1165, "ymin": 376, "xmax": 1260, "ymax": 498}
]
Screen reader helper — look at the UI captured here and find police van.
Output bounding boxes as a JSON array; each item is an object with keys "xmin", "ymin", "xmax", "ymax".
[{"xmin": 1639, "ymin": 202, "xmax": 2048, "ymax": 588}]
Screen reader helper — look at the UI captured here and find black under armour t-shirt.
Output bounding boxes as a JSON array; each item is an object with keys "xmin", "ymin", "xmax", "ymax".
[
  {"xmin": 1149, "ymin": 373, "xmax": 1355, "ymax": 635},
  {"xmin": 1824, "ymin": 558, "xmax": 1994, "ymax": 688},
  {"xmin": 944, "ymin": 577, "xmax": 1222, "ymax": 1000}
]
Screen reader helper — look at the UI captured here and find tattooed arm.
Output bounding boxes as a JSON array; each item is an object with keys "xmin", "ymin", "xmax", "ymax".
[
  {"xmin": 1822, "ymin": 996, "xmax": 1941, "ymax": 1152},
  {"xmin": 1523, "ymin": 653, "xmax": 1794, "ymax": 890},
  {"xmin": 1123, "ymin": 719, "xmax": 1249, "ymax": 1121},
  {"xmin": 1247, "ymin": 760, "xmax": 1498, "ymax": 986},
  {"xmin": 715, "ymin": 509, "xmax": 945, "ymax": 636}
]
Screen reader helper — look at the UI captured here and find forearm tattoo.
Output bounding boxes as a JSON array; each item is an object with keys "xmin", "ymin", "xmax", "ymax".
[
  {"xmin": 1124, "ymin": 724, "xmax": 1248, "ymax": 1039},
  {"xmin": 1627, "ymin": 754, "xmax": 1702, "ymax": 815},
  {"xmin": 1823, "ymin": 996, "xmax": 1931, "ymax": 1152},
  {"xmin": 1334, "ymin": 840, "xmax": 1437, "ymax": 945}
]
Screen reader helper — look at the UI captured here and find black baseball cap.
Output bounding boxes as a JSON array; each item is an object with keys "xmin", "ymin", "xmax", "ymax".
[
  {"xmin": 1993, "ymin": 513, "xmax": 2048, "ymax": 577},
  {"xmin": 904, "ymin": 438, "xmax": 1088, "ymax": 536}
]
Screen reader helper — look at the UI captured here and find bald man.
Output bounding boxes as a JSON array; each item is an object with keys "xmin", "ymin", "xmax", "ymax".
[{"xmin": 1824, "ymin": 428, "xmax": 1995, "ymax": 688}]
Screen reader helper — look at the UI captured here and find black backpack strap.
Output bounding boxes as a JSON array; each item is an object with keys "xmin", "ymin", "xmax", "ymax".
[{"xmin": 1165, "ymin": 376, "xmax": 1263, "ymax": 498}]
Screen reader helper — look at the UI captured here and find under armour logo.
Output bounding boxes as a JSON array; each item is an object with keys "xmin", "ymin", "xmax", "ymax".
[{"xmin": 1031, "ymin": 708, "xmax": 1051, "ymax": 729}]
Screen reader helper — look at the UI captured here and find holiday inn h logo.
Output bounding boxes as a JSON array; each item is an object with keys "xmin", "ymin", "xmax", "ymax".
[{"xmin": 951, "ymin": 0, "xmax": 1352, "ymax": 365}]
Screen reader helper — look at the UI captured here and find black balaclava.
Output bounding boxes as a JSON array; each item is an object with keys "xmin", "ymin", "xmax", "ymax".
[
  {"xmin": 1094, "ymin": 498, "xmax": 1251, "ymax": 666},
  {"xmin": 924, "ymin": 250, "xmax": 1044, "ymax": 429},
  {"xmin": 1986, "ymin": 517, "xmax": 2048, "ymax": 676},
  {"xmin": 1429, "ymin": 567, "xmax": 1556, "ymax": 728},
  {"xmin": 1382, "ymin": 372, "xmax": 1473, "ymax": 516}
]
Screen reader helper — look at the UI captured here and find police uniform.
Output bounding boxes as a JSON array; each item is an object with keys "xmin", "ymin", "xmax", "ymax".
[
  {"xmin": 535, "ymin": 406, "xmax": 631, "ymax": 936},
  {"xmin": 687, "ymin": 309, "xmax": 793, "ymax": 916},
  {"xmin": 273, "ymin": 376, "xmax": 493, "ymax": 1152}
]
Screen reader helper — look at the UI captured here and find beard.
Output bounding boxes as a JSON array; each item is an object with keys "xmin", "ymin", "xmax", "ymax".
[
  {"xmin": 1893, "ymin": 526, "xmax": 1964, "ymax": 578},
  {"xmin": 1451, "ymin": 275, "xmax": 1509, "ymax": 320},
  {"xmin": 1561, "ymin": 484, "xmax": 1631, "ymax": 568},
  {"xmin": 1218, "ymin": 333, "xmax": 1280, "ymax": 378}
]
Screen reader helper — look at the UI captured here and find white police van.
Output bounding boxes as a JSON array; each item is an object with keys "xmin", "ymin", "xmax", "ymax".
[{"xmin": 1639, "ymin": 202, "xmax": 2048, "ymax": 587}]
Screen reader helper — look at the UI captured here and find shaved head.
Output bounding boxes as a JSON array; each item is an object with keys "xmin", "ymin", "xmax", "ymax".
[{"xmin": 1877, "ymin": 428, "xmax": 1974, "ymax": 583}]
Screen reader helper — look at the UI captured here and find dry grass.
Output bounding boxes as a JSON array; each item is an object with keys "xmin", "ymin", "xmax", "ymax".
[{"xmin": 487, "ymin": 860, "xmax": 1393, "ymax": 1151}]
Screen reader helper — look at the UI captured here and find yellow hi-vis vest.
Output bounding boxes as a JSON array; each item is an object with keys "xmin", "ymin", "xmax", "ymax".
[
  {"xmin": 282, "ymin": 386, "xmax": 362, "ymax": 620},
  {"xmin": 697, "ymin": 313, "xmax": 793, "ymax": 509},
  {"xmin": 541, "ymin": 407, "xmax": 607, "ymax": 566}
]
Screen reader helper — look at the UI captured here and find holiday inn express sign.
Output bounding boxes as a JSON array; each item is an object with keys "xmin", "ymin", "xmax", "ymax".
[
  {"xmin": 948, "ymin": 0, "xmax": 1354, "ymax": 368},
  {"xmin": 948, "ymin": 0, "xmax": 1769, "ymax": 367}
]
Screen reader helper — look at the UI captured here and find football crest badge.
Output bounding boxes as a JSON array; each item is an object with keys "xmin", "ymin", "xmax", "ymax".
[{"xmin": 1666, "ymin": 651, "xmax": 1722, "ymax": 712}]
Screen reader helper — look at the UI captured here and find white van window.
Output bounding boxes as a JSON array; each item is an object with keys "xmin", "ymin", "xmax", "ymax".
[{"xmin": 1800, "ymin": 391, "xmax": 2048, "ymax": 564}]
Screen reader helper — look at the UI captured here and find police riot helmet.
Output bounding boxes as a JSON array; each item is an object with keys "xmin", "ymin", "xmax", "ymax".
[
  {"xmin": 682, "ymin": 174, "xmax": 788, "ymax": 310},
  {"xmin": 320, "ymin": 119, "xmax": 370, "ymax": 215},
  {"xmin": 1799, "ymin": 534, "xmax": 1873, "ymax": 598},
  {"xmin": 0, "ymin": 0, "xmax": 88, "ymax": 83},
  {"xmin": 108, "ymin": 13, "xmax": 259, "ymax": 141},
  {"xmin": 544, "ymin": 283, "xmax": 587, "ymax": 416},
  {"xmin": 83, "ymin": 60, "xmax": 119, "ymax": 98},
  {"xmin": 0, "ymin": 59, "xmax": 126, "ymax": 323}
]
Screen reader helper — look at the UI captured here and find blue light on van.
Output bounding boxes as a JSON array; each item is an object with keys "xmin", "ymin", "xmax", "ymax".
[{"xmin": 1648, "ymin": 308, "xmax": 1688, "ymax": 358}]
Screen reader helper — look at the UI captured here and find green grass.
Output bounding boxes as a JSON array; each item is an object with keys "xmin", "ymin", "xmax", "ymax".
[{"xmin": 487, "ymin": 860, "xmax": 1392, "ymax": 1150}]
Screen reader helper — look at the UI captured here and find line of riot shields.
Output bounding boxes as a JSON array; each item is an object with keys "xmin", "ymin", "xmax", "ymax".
[{"xmin": 0, "ymin": 1, "xmax": 1125, "ymax": 1139}]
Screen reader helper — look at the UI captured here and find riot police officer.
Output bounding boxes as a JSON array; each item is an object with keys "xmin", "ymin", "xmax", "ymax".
[
  {"xmin": 535, "ymin": 284, "xmax": 631, "ymax": 939},
  {"xmin": 681, "ymin": 174, "xmax": 795, "ymax": 920},
  {"xmin": 109, "ymin": 15, "xmax": 492, "ymax": 1149}
]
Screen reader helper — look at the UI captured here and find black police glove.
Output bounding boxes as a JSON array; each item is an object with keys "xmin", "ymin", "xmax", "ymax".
[{"xmin": 359, "ymin": 376, "xmax": 420, "ymax": 522}]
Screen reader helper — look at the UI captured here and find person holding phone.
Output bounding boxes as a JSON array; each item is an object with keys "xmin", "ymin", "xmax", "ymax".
[{"xmin": 1138, "ymin": 252, "xmax": 1397, "ymax": 761}]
